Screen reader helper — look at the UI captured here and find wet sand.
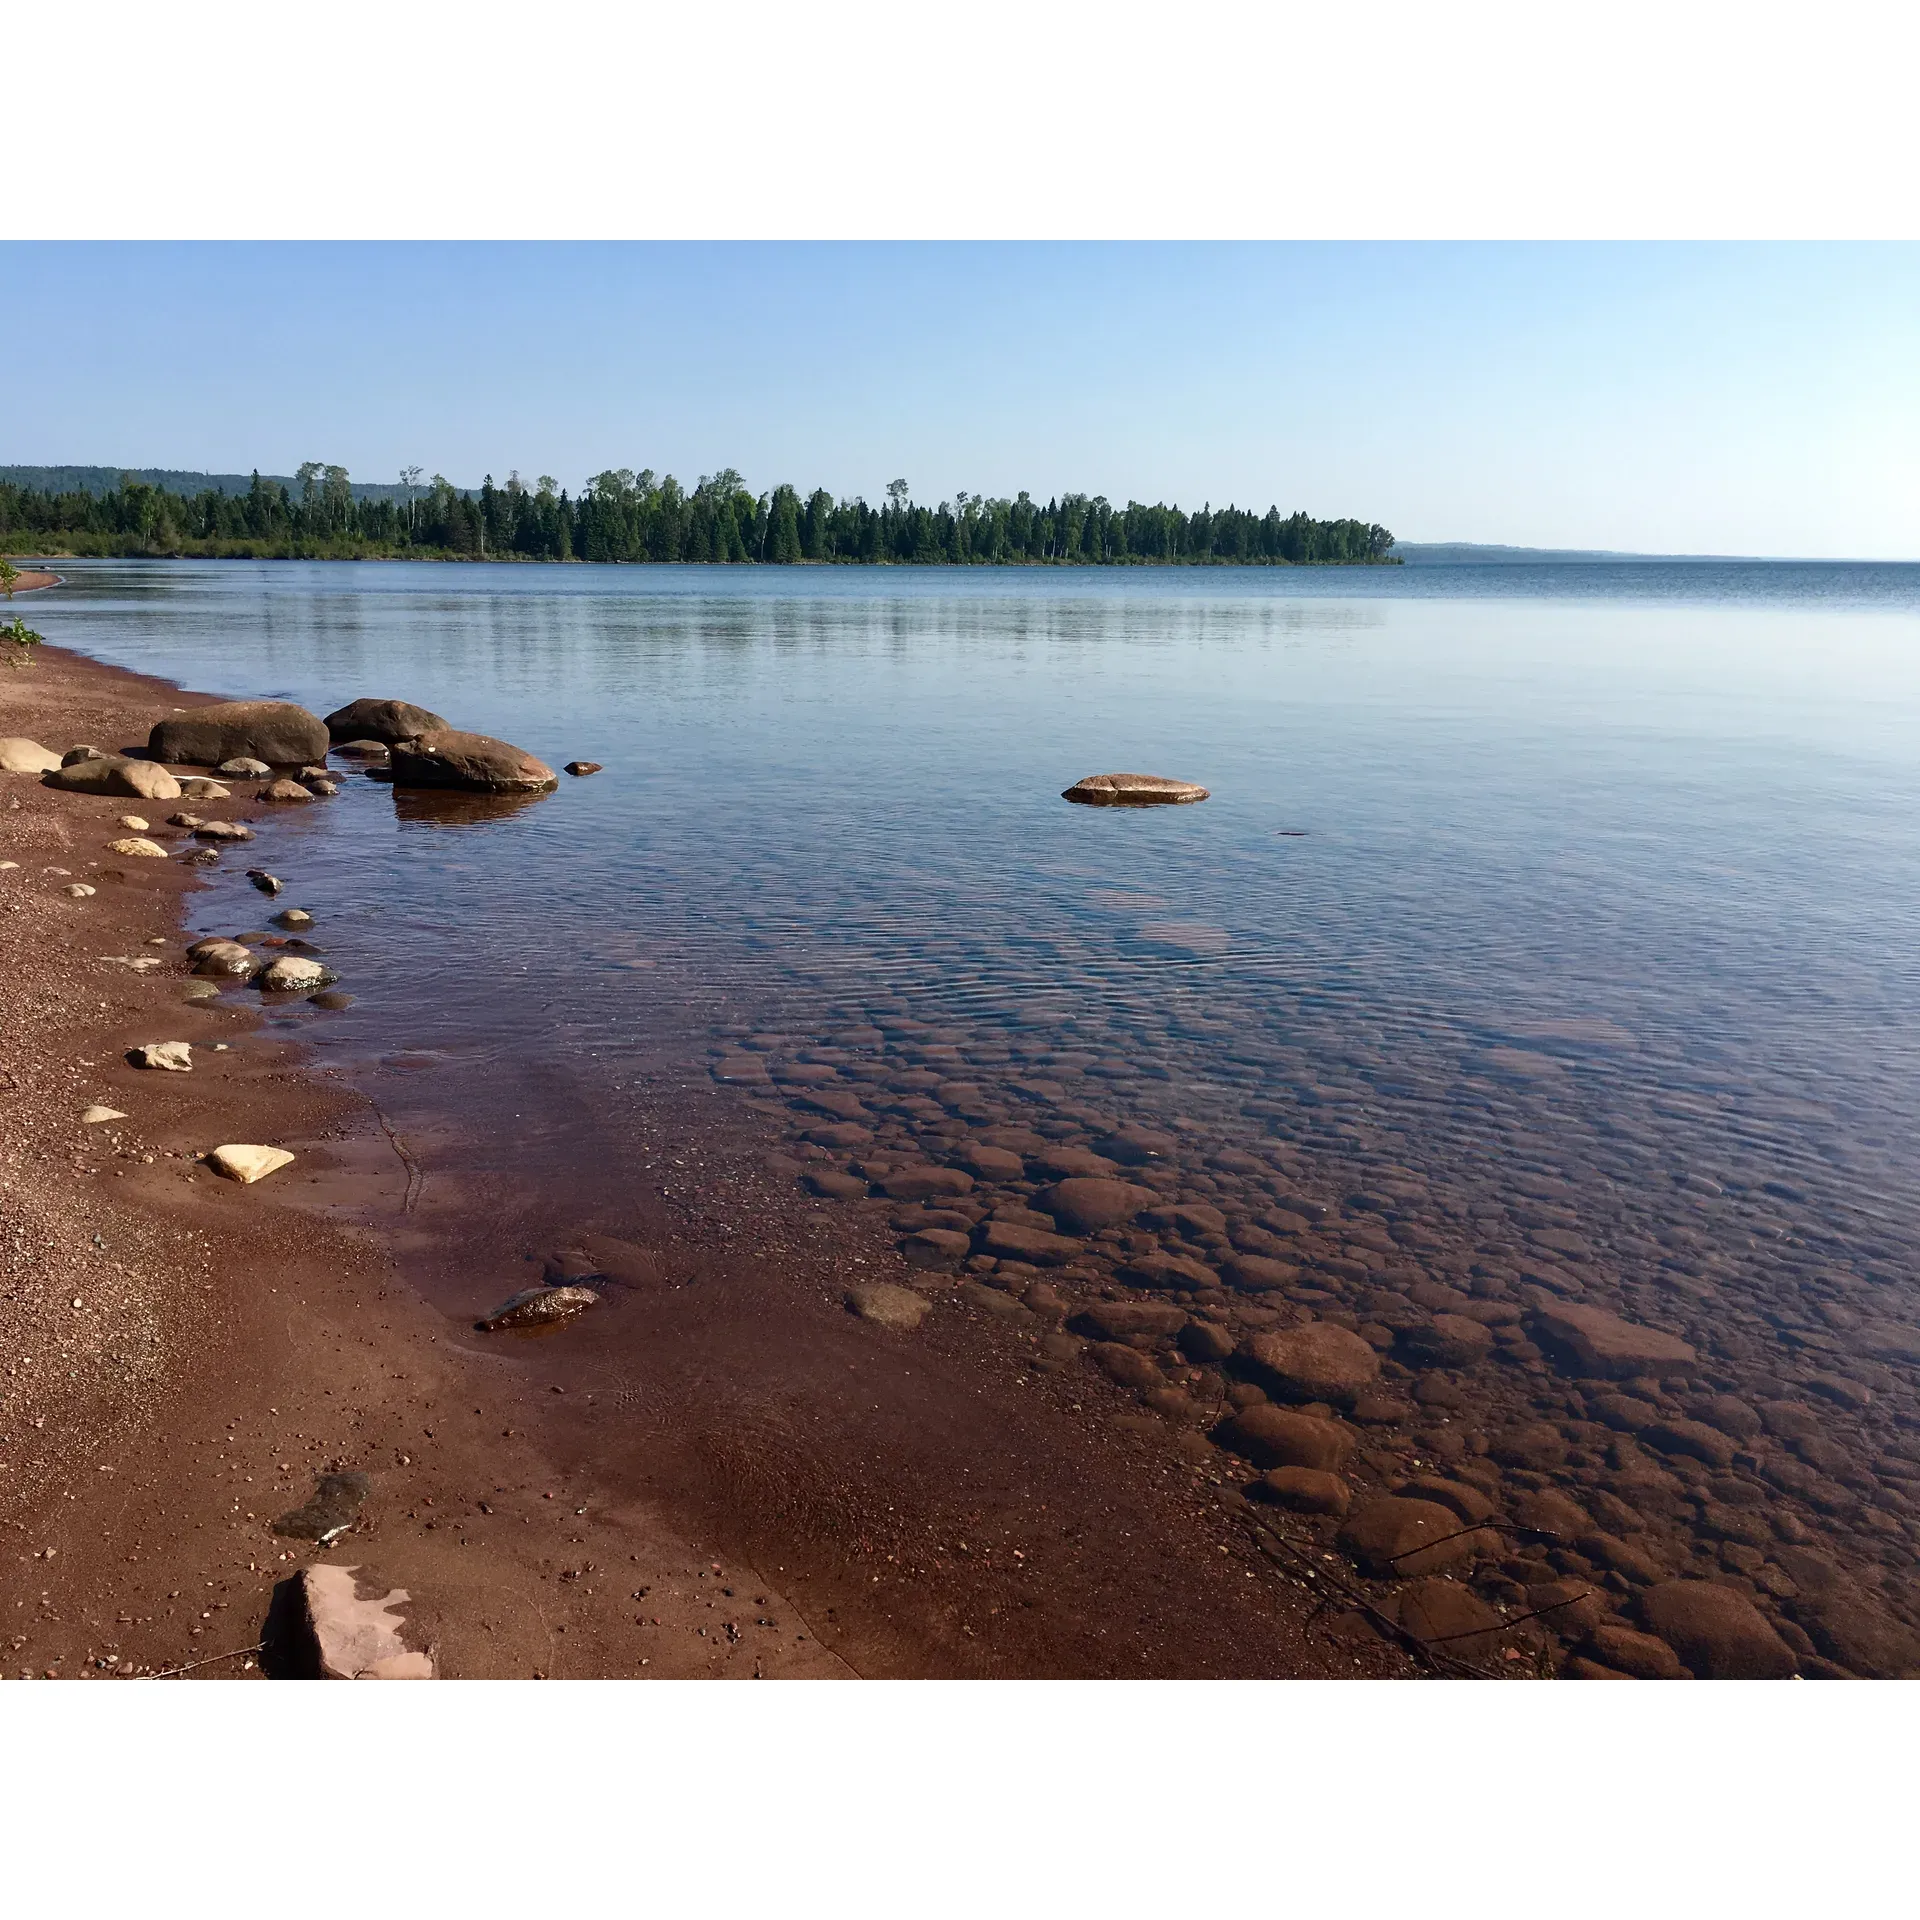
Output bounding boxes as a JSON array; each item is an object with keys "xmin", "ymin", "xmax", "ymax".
[{"xmin": 1, "ymin": 639, "xmax": 1402, "ymax": 1679}]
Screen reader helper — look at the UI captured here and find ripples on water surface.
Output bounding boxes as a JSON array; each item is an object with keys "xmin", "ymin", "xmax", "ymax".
[{"xmin": 36, "ymin": 557, "xmax": 1920, "ymax": 1670}]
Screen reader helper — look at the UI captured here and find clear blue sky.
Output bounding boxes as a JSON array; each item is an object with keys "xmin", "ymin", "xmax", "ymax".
[{"xmin": 3, "ymin": 242, "xmax": 1915, "ymax": 557}]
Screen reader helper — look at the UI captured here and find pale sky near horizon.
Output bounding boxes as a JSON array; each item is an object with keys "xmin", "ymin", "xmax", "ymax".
[{"xmin": 3, "ymin": 242, "xmax": 1915, "ymax": 558}]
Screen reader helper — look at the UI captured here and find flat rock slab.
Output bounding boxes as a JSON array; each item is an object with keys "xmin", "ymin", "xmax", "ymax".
[
  {"xmin": 845, "ymin": 1282, "xmax": 932, "ymax": 1330},
  {"xmin": 1063, "ymin": 772, "xmax": 1210, "ymax": 806},
  {"xmin": 208, "ymin": 1143, "xmax": 295, "ymax": 1184},
  {"xmin": 1239, "ymin": 1321, "xmax": 1381, "ymax": 1404},
  {"xmin": 290, "ymin": 1564, "xmax": 435, "ymax": 1679},
  {"xmin": 1531, "ymin": 1300, "xmax": 1697, "ymax": 1378}
]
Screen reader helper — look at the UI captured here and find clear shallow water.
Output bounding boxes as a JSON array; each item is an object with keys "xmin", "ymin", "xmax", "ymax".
[
  {"xmin": 37, "ymin": 559, "xmax": 1920, "ymax": 1201},
  {"xmin": 31, "ymin": 557, "xmax": 1920, "ymax": 1664}
]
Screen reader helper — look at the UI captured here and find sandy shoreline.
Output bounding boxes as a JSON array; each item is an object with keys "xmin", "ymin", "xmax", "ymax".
[{"xmin": 2, "ymin": 638, "xmax": 1405, "ymax": 1679}]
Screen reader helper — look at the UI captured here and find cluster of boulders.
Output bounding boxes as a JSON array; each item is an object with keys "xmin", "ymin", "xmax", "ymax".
[{"xmin": 725, "ymin": 1016, "xmax": 1920, "ymax": 1680}]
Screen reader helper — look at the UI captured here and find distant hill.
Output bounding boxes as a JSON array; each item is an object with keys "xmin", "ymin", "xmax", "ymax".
[
  {"xmin": 0, "ymin": 465, "xmax": 451, "ymax": 504},
  {"xmin": 1395, "ymin": 541, "xmax": 1745, "ymax": 565}
]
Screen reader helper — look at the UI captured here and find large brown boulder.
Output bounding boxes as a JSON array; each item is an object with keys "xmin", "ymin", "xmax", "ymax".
[
  {"xmin": 1530, "ymin": 1300, "xmax": 1697, "ymax": 1379},
  {"xmin": 149, "ymin": 700, "xmax": 330, "ymax": 768},
  {"xmin": 1239, "ymin": 1321, "xmax": 1381, "ymax": 1404},
  {"xmin": 323, "ymin": 697, "xmax": 451, "ymax": 744},
  {"xmin": 41, "ymin": 753, "xmax": 180, "ymax": 801},
  {"xmin": 1639, "ymin": 1581, "xmax": 1796, "ymax": 1679},
  {"xmin": 388, "ymin": 729, "xmax": 559, "ymax": 793}
]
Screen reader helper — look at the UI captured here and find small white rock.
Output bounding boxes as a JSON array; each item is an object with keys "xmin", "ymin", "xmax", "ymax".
[
  {"xmin": 207, "ymin": 1143, "xmax": 295, "ymax": 1183},
  {"xmin": 65, "ymin": 883, "xmax": 97, "ymax": 898},
  {"xmin": 117, "ymin": 814, "xmax": 150, "ymax": 831},
  {"xmin": 81, "ymin": 1105, "xmax": 129, "ymax": 1125},
  {"xmin": 106, "ymin": 837, "xmax": 169, "ymax": 859}
]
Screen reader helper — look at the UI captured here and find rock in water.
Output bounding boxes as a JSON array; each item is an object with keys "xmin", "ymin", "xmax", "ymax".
[
  {"xmin": 477, "ymin": 1284, "xmax": 598, "ymax": 1331},
  {"xmin": 1239, "ymin": 1322, "xmax": 1381, "ymax": 1404},
  {"xmin": 1035, "ymin": 1175, "xmax": 1156, "ymax": 1234},
  {"xmin": 1530, "ymin": 1301, "xmax": 1697, "ymax": 1379},
  {"xmin": 323, "ymin": 698, "xmax": 452, "ymax": 745},
  {"xmin": 1062, "ymin": 772, "xmax": 1210, "ymax": 806},
  {"xmin": 1639, "ymin": 1580, "xmax": 1797, "ymax": 1679},
  {"xmin": 207, "ymin": 1144, "xmax": 295, "ymax": 1183},
  {"xmin": 1216, "ymin": 1404, "xmax": 1354, "ymax": 1472},
  {"xmin": 0, "ymin": 737, "xmax": 62, "ymax": 773},
  {"xmin": 130, "ymin": 1041, "xmax": 192, "ymax": 1071},
  {"xmin": 845, "ymin": 1282, "xmax": 932, "ymax": 1330},
  {"xmin": 272, "ymin": 1471, "xmax": 371, "ymax": 1544},
  {"xmin": 105, "ymin": 836, "xmax": 169, "ymax": 858},
  {"xmin": 388, "ymin": 730, "xmax": 559, "ymax": 793},
  {"xmin": 257, "ymin": 955, "xmax": 337, "ymax": 992},
  {"xmin": 149, "ymin": 701, "xmax": 330, "ymax": 768},
  {"xmin": 273, "ymin": 908, "xmax": 315, "ymax": 929},
  {"xmin": 1338, "ymin": 1496, "xmax": 1480, "ymax": 1576},
  {"xmin": 247, "ymin": 869, "xmax": 282, "ymax": 895},
  {"xmin": 288, "ymin": 1564, "xmax": 435, "ymax": 1679},
  {"xmin": 41, "ymin": 754, "xmax": 182, "ymax": 801},
  {"xmin": 564, "ymin": 760, "xmax": 603, "ymax": 777}
]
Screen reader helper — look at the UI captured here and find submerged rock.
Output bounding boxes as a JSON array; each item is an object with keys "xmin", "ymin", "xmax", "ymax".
[
  {"xmin": 564, "ymin": 760, "xmax": 604, "ymax": 777},
  {"xmin": 273, "ymin": 908, "xmax": 315, "ymax": 929},
  {"xmin": 845, "ymin": 1281, "xmax": 932, "ymax": 1330},
  {"xmin": 388, "ymin": 730, "xmax": 559, "ymax": 794},
  {"xmin": 247, "ymin": 869, "xmax": 282, "ymax": 895},
  {"xmin": 323, "ymin": 698, "xmax": 451, "ymax": 745},
  {"xmin": 1639, "ymin": 1580, "xmax": 1796, "ymax": 1679},
  {"xmin": 1338, "ymin": 1496, "xmax": 1479, "ymax": 1577},
  {"xmin": 1530, "ymin": 1301, "xmax": 1697, "ymax": 1379},
  {"xmin": 1062, "ymin": 772, "xmax": 1210, "ymax": 806},
  {"xmin": 287, "ymin": 1564, "xmax": 435, "ymax": 1679},
  {"xmin": 477, "ymin": 1284, "xmax": 598, "ymax": 1331},
  {"xmin": 1239, "ymin": 1322, "xmax": 1381, "ymax": 1404},
  {"xmin": 151, "ymin": 700, "xmax": 330, "ymax": 768},
  {"xmin": 272, "ymin": 1471, "xmax": 371, "ymax": 1544}
]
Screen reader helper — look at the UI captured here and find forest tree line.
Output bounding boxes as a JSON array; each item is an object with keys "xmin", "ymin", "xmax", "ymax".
[{"xmin": 0, "ymin": 463, "xmax": 1397, "ymax": 566}]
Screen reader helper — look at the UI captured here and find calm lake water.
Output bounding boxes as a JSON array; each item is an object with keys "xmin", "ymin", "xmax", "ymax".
[{"xmin": 31, "ymin": 557, "xmax": 1920, "ymax": 1664}]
